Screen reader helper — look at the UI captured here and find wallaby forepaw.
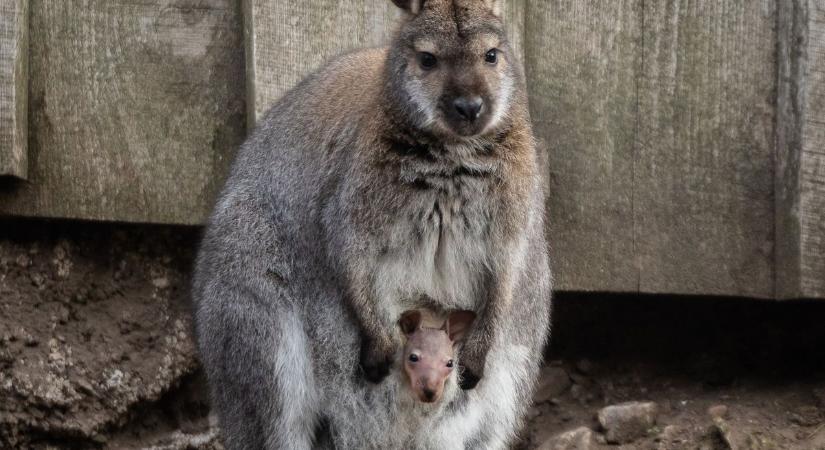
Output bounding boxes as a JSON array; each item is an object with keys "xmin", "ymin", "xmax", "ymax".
[
  {"xmin": 458, "ymin": 367, "xmax": 481, "ymax": 390},
  {"xmin": 360, "ymin": 342, "xmax": 394, "ymax": 383},
  {"xmin": 458, "ymin": 344, "xmax": 486, "ymax": 390}
]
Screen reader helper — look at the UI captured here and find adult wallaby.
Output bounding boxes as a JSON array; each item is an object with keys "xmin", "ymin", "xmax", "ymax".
[{"xmin": 192, "ymin": 0, "xmax": 552, "ymax": 448}]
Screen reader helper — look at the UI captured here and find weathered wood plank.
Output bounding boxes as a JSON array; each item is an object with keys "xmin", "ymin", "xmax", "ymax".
[
  {"xmin": 774, "ymin": 0, "xmax": 804, "ymax": 299},
  {"xmin": 243, "ymin": 0, "xmax": 400, "ymax": 126},
  {"xmin": 0, "ymin": 0, "xmax": 28, "ymax": 178},
  {"xmin": 243, "ymin": 0, "xmax": 526, "ymax": 127},
  {"xmin": 525, "ymin": 0, "xmax": 641, "ymax": 292},
  {"xmin": 0, "ymin": 0, "xmax": 246, "ymax": 224},
  {"xmin": 799, "ymin": 0, "xmax": 825, "ymax": 297},
  {"xmin": 635, "ymin": 0, "xmax": 776, "ymax": 298}
]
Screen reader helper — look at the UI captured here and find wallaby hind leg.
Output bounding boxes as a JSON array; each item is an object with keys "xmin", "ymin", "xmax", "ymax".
[{"xmin": 196, "ymin": 284, "xmax": 319, "ymax": 450}]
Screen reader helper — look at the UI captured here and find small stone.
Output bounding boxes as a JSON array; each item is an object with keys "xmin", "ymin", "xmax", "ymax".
[
  {"xmin": 708, "ymin": 404, "xmax": 729, "ymax": 419},
  {"xmin": 537, "ymin": 427, "xmax": 595, "ymax": 450},
  {"xmin": 152, "ymin": 277, "xmax": 170, "ymax": 289},
  {"xmin": 659, "ymin": 425, "xmax": 680, "ymax": 441},
  {"xmin": 20, "ymin": 329, "xmax": 39, "ymax": 347},
  {"xmin": 570, "ymin": 384, "xmax": 585, "ymax": 402},
  {"xmin": 16, "ymin": 254, "xmax": 31, "ymax": 268},
  {"xmin": 535, "ymin": 366, "xmax": 572, "ymax": 403},
  {"xmin": 711, "ymin": 416, "xmax": 738, "ymax": 449},
  {"xmin": 597, "ymin": 401, "xmax": 659, "ymax": 444},
  {"xmin": 813, "ymin": 387, "xmax": 825, "ymax": 408},
  {"xmin": 789, "ymin": 405, "xmax": 821, "ymax": 426},
  {"xmin": 57, "ymin": 306, "xmax": 70, "ymax": 324},
  {"xmin": 574, "ymin": 359, "xmax": 594, "ymax": 375}
]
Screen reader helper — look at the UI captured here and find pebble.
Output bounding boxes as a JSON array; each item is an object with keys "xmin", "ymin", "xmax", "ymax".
[
  {"xmin": 708, "ymin": 404, "xmax": 729, "ymax": 419},
  {"xmin": 534, "ymin": 366, "xmax": 572, "ymax": 403},
  {"xmin": 813, "ymin": 387, "xmax": 825, "ymax": 408},
  {"xmin": 537, "ymin": 427, "xmax": 595, "ymax": 450},
  {"xmin": 574, "ymin": 359, "xmax": 594, "ymax": 375},
  {"xmin": 597, "ymin": 401, "xmax": 659, "ymax": 444},
  {"xmin": 152, "ymin": 277, "xmax": 170, "ymax": 289}
]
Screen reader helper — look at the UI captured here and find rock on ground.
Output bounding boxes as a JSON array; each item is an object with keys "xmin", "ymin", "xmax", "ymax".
[
  {"xmin": 534, "ymin": 364, "xmax": 573, "ymax": 403},
  {"xmin": 597, "ymin": 401, "xmax": 658, "ymax": 444},
  {"xmin": 537, "ymin": 427, "xmax": 595, "ymax": 450}
]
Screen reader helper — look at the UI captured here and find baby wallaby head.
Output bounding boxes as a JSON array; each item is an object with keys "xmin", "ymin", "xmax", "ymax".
[
  {"xmin": 397, "ymin": 309, "xmax": 476, "ymax": 403},
  {"xmin": 386, "ymin": 0, "xmax": 518, "ymax": 141}
]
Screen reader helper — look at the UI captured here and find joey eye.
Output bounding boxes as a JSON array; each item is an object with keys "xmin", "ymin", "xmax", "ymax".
[
  {"xmin": 409, "ymin": 354, "xmax": 419, "ymax": 362},
  {"xmin": 485, "ymin": 49, "xmax": 498, "ymax": 64},
  {"xmin": 418, "ymin": 52, "xmax": 437, "ymax": 70},
  {"xmin": 446, "ymin": 359, "xmax": 454, "ymax": 368}
]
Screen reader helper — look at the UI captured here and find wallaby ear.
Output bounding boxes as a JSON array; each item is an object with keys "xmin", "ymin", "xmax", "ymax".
[
  {"xmin": 482, "ymin": 0, "xmax": 503, "ymax": 17},
  {"xmin": 444, "ymin": 310, "xmax": 476, "ymax": 343},
  {"xmin": 391, "ymin": 0, "xmax": 425, "ymax": 15},
  {"xmin": 399, "ymin": 310, "xmax": 423, "ymax": 336}
]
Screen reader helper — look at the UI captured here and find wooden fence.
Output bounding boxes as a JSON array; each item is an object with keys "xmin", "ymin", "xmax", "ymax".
[{"xmin": 0, "ymin": 0, "xmax": 822, "ymax": 299}]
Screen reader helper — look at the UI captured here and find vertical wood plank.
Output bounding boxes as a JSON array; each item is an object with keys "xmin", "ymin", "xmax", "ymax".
[
  {"xmin": 775, "ymin": 0, "xmax": 804, "ymax": 298},
  {"xmin": 0, "ymin": 0, "xmax": 246, "ymax": 224},
  {"xmin": 243, "ymin": 0, "xmax": 527, "ymax": 127},
  {"xmin": 501, "ymin": 0, "xmax": 526, "ymax": 70},
  {"xmin": 635, "ymin": 0, "xmax": 776, "ymax": 298},
  {"xmin": 0, "ymin": 0, "xmax": 28, "ymax": 178},
  {"xmin": 799, "ymin": 0, "xmax": 825, "ymax": 297},
  {"xmin": 525, "ymin": 0, "xmax": 641, "ymax": 292},
  {"xmin": 243, "ymin": 0, "xmax": 400, "ymax": 126}
]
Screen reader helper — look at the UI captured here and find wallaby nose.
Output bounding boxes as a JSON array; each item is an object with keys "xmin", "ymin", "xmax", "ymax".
[{"xmin": 453, "ymin": 96, "xmax": 484, "ymax": 122}]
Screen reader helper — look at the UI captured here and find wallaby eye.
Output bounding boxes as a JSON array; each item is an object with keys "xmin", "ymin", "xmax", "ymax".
[
  {"xmin": 409, "ymin": 354, "xmax": 420, "ymax": 363},
  {"xmin": 485, "ymin": 49, "xmax": 498, "ymax": 64},
  {"xmin": 446, "ymin": 359, "xmax": 454, "ymax": 368},
  {"xmin": 418, "ymin": 52, "xmax": 437, "ymax": 70}
]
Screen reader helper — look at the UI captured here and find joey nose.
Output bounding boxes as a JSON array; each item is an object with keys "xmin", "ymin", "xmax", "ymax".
[{"xmin": 453, "ymin": 97, "xmax": 484, "ymax": 122}]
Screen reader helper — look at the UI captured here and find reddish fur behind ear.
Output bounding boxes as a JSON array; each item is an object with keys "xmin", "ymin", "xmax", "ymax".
[
  {"xmin": 398, "ymin": 310, "xmax": 423, "ymax": 336},
  {"xmin": 391, "ymin": 0, "xmax": 425, "ymax": 14},
  {"xmin": 445, "ymin": 310, "xmax": 476, "ymax": 343}
]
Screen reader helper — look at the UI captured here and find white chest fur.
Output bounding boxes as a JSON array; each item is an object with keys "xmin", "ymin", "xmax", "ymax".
[{"xmin": 374, "ymin": 176, "xmax": 494, "ymax": 317}]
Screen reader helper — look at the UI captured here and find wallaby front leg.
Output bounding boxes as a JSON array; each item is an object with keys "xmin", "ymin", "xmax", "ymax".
[
  {"xmin": 347, "ymin": 281, "xmax": 397, "ymax": 383},
  {"xmin": 459, "ymin": 273, "xmax": 513, "ymax": 390}
]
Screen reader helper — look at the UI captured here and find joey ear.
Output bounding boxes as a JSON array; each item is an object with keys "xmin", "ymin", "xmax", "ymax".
[
  {"xmin": 399, "ymin": 310, "xmax": 423, "ymax": 336},
  {"xmin": 444, "ymin": 310, "xmax": 476, "ymax": 343},
  {"xmin": 391, "ymin": 0, "xmax": 425, "ymax": 15}
]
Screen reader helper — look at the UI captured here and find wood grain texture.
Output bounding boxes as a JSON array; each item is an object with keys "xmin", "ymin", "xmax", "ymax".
[
  {"xmin": 500, "ymin": 0, "xmax": 526, "ymax": 72},
  {"xmin": 0, "ymin": 0, "xmax": 28, "ymax": 178},
  {"xmin": 243, "ymin": 0, "xmax": 399, "ymax": 126},
  {"xmin": 0, "ymin": 0, "xmax": 246, "ymax": 224},
  {"xmin": 243, "ymin": 0, "xmax": 526, "ymax": 127},
  {"xmin": 799, "ymin": 0, "xmax": 825, "ymax": 297},
  {"xmin": 525, "ymin": 0, "xmax": 641, "ymax": 292},
  {"xmin": 635, "ymin": 0, "xmax": 776, "ymax": 297},
  {"xmin": 774, "ymin": 0, "xmax": 804, "ymax": 299}
]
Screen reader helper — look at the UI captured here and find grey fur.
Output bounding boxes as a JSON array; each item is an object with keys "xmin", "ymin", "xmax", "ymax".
[{"xmin": 192, "ymin": 1, "xmax": 551, "ymax": 448}]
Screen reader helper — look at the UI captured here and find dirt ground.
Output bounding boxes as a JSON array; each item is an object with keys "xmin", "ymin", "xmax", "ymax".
[
  {"xmin": 1, "ymin": 219, "xmax": 824, "ymax": 449},
  {"xmin": 113, "ymin": 294, "xmax": 825, "ymax": 450},
  {"xmin": 519, "ymin": 296, "xmax": 825, "ymax": 450}
]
